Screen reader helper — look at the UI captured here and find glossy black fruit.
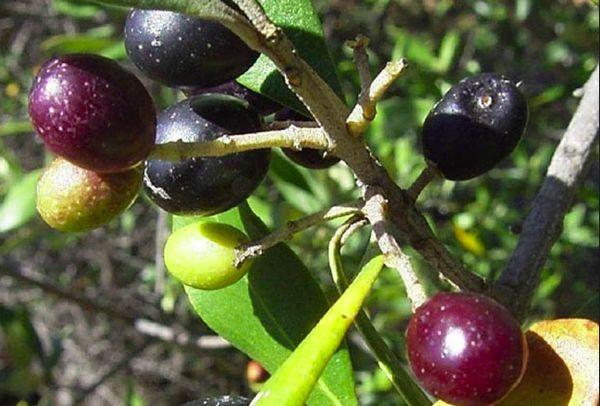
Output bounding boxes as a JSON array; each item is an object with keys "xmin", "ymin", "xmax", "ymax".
[
  {"xmin": 422, "ymin": 73, "xmax": 528, "ymax": 180},
  {"xmin": 277, "ymin": 109, "xmax": 340, "ymax": 170},
  {"xmin": 144, "ymin": 94, "xmax": 270, "ymax": 216},
  {"xmin": 29, "ymin": 54, "xmax": 156, "ymax": 173},
  {"xmin": 183, "ymin": 81, "xmax": 282, "ymax": 116},
  {"xmin": 124, "ymin": 9, "xmax": 259, "ymax": 88}
]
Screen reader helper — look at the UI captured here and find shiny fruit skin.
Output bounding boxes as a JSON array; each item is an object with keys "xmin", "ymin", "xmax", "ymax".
[
  {"xmin": 164, "ymin": 222, "xmax": 252, "ymax": 290},
  {"xmin": 36, "ymin": 158, "xmax": 143, "ymax": 232},
  {"xmin": 124, "ymin": 9, "xmax": 259, "ymax": 88},
  {"xmin": 28, "ymin": 54, "xmax": 156, "ymax": 173},
  {"xmin": 422, "ymin": 73, "xmax": 528, "ymax": 180},
  {"xmin": 406, "ymin": 292, "xmax": 527, "ymax": 406},
  {"xmin": 143, "ymin": 94, "xmax": 270, "ymax": 216},
  {"xmin": 183, "ymin": 81, "xmax": 282, "ymax": 116},
  {"xmin": 277, "ymin": 109, "xmax": 340, "ymax": 170}
]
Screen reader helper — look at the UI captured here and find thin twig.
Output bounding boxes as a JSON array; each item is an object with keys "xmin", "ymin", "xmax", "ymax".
[
  {"xmin": 407, "ymin": 166, "xmax": 438, "ymax": 201},
  {"xmin": 495, "ymin": 65, "xmax": 599, "ymax": 318},
  {"xmin": 235, "ymin": 201, "xmax": 363, "ymax": 266},
  {"xmin": 347, "ymin": 59, "xmax": 409, "ymax": 137},
  {"xmin": 362, "ymin": 193, "xmax": 428, "ymax": 310},
  {"xmin": 149, "ymin": 127, "xmax": 329, "ymax": 161},
  {"xmin": 328, "ymin": 220, "xmax": 431, "ymax": 406},
  {"xmin": 347, "ymin": 35, "xmax": 372, "ymax": 91},
  {"xmin": 341, "ymin": 217, "xmax": 369, "ymax": 245}
]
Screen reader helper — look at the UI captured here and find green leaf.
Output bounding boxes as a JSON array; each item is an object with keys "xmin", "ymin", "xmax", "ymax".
[
  {"xmin": 41, "ymin": 34, "xmax": 120, "ymax": 55},
  {"xmin": 253, "ymin": 256, "xmax": 385, "ymax": 406},
  {"xmin": 437, "ymin": 31, "xmax": 460, "ymax": 73},
  {"xmin": 237, "ymin": 0, "xmax": 344, "ymax": 113},
  {"xmin": 53, "ymin": 0, "xmax": 104, "ymax": 19},
  {"xmin": 0, "ymin": 121, "xmax": 33, "ymax": 138},
  {"xmin": 180, "ymin": 204, "xmax": 357, "ymax": 406},
  {"xmin": 0, "ymin": 170, "xmax": 42, "ymax": 233}
]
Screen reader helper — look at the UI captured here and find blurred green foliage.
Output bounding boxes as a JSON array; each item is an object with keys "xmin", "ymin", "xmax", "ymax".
[{"xmin": 0, "ymin": 0, "xmax": 598, "ymax": 405}]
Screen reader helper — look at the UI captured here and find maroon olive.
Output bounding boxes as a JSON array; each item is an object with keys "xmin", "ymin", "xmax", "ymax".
[
  {"xmin": 406, "ymin": 292, "xmax": 528, "ymax": 406},
  {"xmin": 276, "ymin": 109, "xmax": 340, "ymax": 170},
  {"xmin": 29, "ymin": 54, "xmax": 156, "ymax": 173}
]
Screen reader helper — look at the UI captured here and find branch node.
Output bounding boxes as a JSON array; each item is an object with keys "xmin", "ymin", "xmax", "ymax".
[
  {"xmin": 235, "ymin": 202, "xmax": 363, "ymax": 266},
  {"xmin": 346, "ymin": 58, "xmax": 409, "ymax": 137}
]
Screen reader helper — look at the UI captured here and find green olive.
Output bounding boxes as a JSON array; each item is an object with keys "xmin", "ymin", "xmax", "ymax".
[{"xmin": 164, "ymin": 222, "xmax": 252, "ymax": 290}]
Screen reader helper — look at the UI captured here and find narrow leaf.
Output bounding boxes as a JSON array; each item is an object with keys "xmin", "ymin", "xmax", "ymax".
[
  {"xmin": 0, "ymin": 170, "xmax": 42, "ymax": 233},
  {"xmin": 252, "ymin": 255, "xmax": 386, "ymax": 406}
]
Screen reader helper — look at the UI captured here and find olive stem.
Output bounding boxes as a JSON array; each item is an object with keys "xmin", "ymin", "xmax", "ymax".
[
  {"xmin": 149, "ymin": 127, "xmax": 329, "ymax": 162},
  {"xmin": 362, "ymin": 193, "xmax": 428, "ymax": 310},
  {"xmin": 407, "ymin": 166, "xmax": 438, "ymax": 201},
  {"xmin": 328, "ymin": 219, "xmax": 432, "ymax": 406},
  {"xmin": 346, "ymin": 35, "xmax": 373, "ymax": 91},
  {"xmin": 346, "ymin": 59, "xmax": 409, "ymax": 137},
  {"xmin": 234, "ymin": 201, "xmax": 364, "ymax": 267}
]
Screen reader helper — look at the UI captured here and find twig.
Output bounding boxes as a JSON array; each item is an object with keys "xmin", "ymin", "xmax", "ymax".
[
  {"xmin": 362, "ymin": 193, "xmax": 428, "ymax": 310},
  {"xmin": 0, "ymin": 260, "xmax": 231, "ymax": 352},
  {"xmin": 347, "ymin": 59, "xmax": 409, "ymax": 137},
  {"xmin": 347, "ymin": 35, "xmax": 372, "ymax": 91},
  {"xmin": 328, "ymin": 219, "xmax": 431, "ymax": 406},
  {"xmin": 149, "ymin": 127, "xmax": 329, "ymax": 162},
  {"xmin": 235, "ymin": 201, "xmax": 363, "ymax": 266},
  {"xmin": 495, "ymin": 65, "xmax": 600, "ymax": 318},
  {"xmin": 341, "ymin": 217, "xmax": 369, "ymax": 245},
  {"xmin": 407, "ymin": 166, "xmax": 438, "ymax": 201}
]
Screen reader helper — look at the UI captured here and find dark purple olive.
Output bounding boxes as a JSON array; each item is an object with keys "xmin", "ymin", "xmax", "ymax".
[
  {"xmin": 406, "ymin": 292, "xmax": 528, "ymax": 406},
  {"xmin": 124, "ymin": 9, "xmax": 259, "ymax": 88},
  {"xmin": 277, "ymin": 109, "xmax": 340, "ymax": 170},
  {"xmin": 422, "ymin": 73, "xmax": 528, "ymax": 180},
  {"xmin": 28, "ymin": 54, "xmax": 156, "ymax": 173},
  {"xmin": 183, "ymin": 81, "xmax": 282, "ymax": 116},
  {"xmin": 144, "ymin": 94, "xmax": 270, "ymax": 216}
]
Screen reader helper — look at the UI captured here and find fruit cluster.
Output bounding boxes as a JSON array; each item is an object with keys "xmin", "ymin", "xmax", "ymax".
[
  {"xmin": 27, "ymin": 7, "xmax": 534, "ymax": 405},
  {"xmin": 28, "ymin": 8, "xmax": 355, "ymax": 288}
]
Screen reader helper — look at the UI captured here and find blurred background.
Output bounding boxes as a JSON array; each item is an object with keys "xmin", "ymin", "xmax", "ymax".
[{"xmin": 0, "ymin": 0, "xmax": 598, "ymax": 405}]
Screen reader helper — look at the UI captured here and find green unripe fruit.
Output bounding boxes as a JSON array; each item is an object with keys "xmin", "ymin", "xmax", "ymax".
[
  {"xmin": 164, "ymin": 222, "xmax": 252, "ymax": 290},
  {"xmin": 36, "ymin": 158, "xmax": 143, "ymax": 232}
]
